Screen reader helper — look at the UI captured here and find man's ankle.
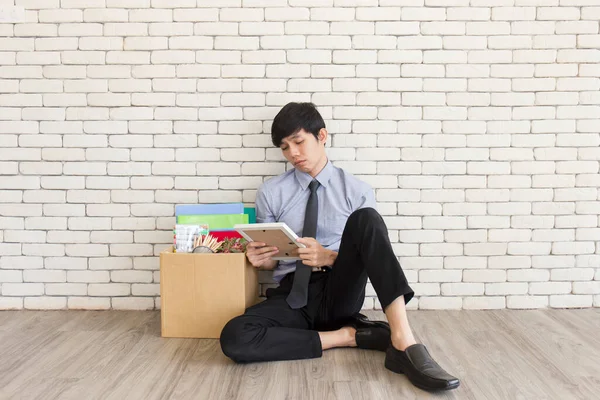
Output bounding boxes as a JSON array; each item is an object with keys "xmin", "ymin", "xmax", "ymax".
[
  {"xmin": 344, "ymin": 326, "xmax": 357, "ymax": 347},
  {"xmin": 391, "ymin": 336, "xmax": 417, "ymax": 351}
]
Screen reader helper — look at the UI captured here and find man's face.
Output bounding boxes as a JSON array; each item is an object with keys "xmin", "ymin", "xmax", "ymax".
[{"xmin": 280, "ymin": 129, "xmax": 327, "ymax": 176}]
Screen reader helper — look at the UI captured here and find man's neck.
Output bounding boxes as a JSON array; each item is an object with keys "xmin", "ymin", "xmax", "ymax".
[{"xmin": 307, "ymin": 156, "xmax": 328, "ymax": 178}]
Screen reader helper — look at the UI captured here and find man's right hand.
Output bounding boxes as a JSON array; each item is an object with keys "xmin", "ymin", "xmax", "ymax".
[{"xmin": 246, "ymin": 241, "xmax": 279, "ymax": 270}]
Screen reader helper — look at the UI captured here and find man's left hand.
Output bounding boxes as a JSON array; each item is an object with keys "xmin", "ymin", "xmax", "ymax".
[{"xmin": 295, "ymin": 237, "xmax": 336, "ymax": 267}]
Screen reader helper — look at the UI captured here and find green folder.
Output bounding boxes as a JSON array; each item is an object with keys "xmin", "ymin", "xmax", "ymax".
[
  {"xmin": 244, "ymin": 207, "xmax": 256, "ymax": 224},
  {"xmin": 176, "ymin": 214, "xmax": 249, "ymax": 230}
]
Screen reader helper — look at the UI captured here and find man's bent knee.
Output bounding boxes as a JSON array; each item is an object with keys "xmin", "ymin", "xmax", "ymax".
[
  {"xmin": 220, "ymin": 316, "xmax": 264, "ymax": 363},
  {"xmin": 220, "ymin": 317, "xmax": 250, "ymax": 363},
  {"xmin": 347, "ymin": 207, "xmax": 382, "ymax": 227}
]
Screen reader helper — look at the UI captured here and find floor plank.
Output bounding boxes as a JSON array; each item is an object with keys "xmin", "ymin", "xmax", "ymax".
[{"xmin": 0, "ymin": 310, "xmax": 598, "ymax": 400}]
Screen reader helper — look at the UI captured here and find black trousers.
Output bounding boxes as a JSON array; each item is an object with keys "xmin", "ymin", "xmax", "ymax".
[{"xmin": 220, "ymin": 207, "xmax": 414, "ymax": 363}]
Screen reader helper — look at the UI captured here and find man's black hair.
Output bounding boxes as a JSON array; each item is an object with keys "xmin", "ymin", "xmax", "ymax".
[{"xmin": 271, "ymin": 102, "xmax": 326, "ymax": 147}]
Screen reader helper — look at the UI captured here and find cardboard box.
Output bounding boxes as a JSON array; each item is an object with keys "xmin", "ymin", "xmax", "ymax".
[{"xmin": 160, "ymin": 248, "xmax": 259, "ymax": 338}]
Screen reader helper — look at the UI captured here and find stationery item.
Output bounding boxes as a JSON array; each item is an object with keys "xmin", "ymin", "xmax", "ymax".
[
  {"xmin": 234, "ymin": 222, "xmax": 306, "ymax": 261},
  {"xmin": 175, "ymin": 224, "xmax": 208, "ymax": 253},
  {"xmin": 192, "ymin": 234, "xmax": 223, "ymax": 253},
  {"xmin": 244, "ymin": 207, "xmax": 256, "ymax": 224},
  {"xmin": 177, "ymin": 214, "xmax": 249, "ymax": 230},
  {"xmin": 175, "ymin": 203, "xmax": 244, "ymax": 216},
  {"xmin": 209, "ymin": 230, "xmax": 243, "ymax": 241}
]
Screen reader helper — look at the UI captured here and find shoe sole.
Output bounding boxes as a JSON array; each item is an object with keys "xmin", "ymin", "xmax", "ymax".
[
  {"xmin": 384, "ymin": 353, "xmax": 404, "ymax": 375},
  {"xmin": 384, "ymin": 357, "xmax": 460, "ymax": 391}
]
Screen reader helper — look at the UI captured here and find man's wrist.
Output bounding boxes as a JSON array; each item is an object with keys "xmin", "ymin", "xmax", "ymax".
[
  {"xmin": 267, "ymin": 259, "xmax": 279, "ymax": 270},
  {"xmin": 326, "ymin": 250, "xmax": 338, "ymax": 267}
]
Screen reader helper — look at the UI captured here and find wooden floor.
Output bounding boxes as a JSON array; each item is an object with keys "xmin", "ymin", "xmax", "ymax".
[{"xmin": 0, "ymin": 309, "xmax": 598, "ymax": 400}]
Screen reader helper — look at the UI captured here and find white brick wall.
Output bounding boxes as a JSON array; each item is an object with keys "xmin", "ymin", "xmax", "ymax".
[{"xmin": 1, "ymin": 1, "xmax": 599, "ymax": 311}]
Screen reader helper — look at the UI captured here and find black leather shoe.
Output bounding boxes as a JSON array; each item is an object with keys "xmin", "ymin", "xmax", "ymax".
[
  {"xmin": 385, "ymin": 343, "xmax": 460, "ymax": 391},
  {"xmin": 345, "ymin": 313, "xmax": 391, "ymax": 352}
]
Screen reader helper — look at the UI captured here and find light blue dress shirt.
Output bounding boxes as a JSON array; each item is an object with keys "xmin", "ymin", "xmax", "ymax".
[{"xmin": 255, "ymin": 160, "xmax": 377, "ymax": 282}]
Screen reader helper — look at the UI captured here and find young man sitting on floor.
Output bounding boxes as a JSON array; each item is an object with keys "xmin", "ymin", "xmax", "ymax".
[{"xmin": 220, "ymin": 102, "xmax": 460, "ymax": 392}]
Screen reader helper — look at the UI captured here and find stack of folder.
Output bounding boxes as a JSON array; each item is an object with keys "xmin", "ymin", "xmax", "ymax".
[{"xmin": 175, "ymin": 203, "xmax": 256, "ymax": 240}]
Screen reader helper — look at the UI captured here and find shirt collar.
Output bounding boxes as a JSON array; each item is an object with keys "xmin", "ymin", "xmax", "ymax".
[{"xmin": 294, "ymin": 159, "xmax": 334, "ymax": 190}]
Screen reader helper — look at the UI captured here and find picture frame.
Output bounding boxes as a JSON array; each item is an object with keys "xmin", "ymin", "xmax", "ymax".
[{"xmin": 234, "ymin": 222, "xmax": 306, "ymax": 261}]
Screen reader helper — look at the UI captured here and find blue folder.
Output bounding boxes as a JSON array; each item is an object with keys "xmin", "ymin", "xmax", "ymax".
[{"xmin": 175, "ymin": 203, "xmax": 244, "ymax": 216}]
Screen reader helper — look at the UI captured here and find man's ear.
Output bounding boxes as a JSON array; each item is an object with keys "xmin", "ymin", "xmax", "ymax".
[{"xmin": 318, "ymin": 128, "xmax": 328, "ymax": 144}]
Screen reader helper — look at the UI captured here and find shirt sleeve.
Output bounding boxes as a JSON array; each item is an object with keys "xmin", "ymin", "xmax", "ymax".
[
  {"xmin": 255, "ymin": 184, "xmax": 276, "ymax": 223},
  {"xmin": 356, "ymin": 184, "xmax": 377, "ymax": 212}
]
